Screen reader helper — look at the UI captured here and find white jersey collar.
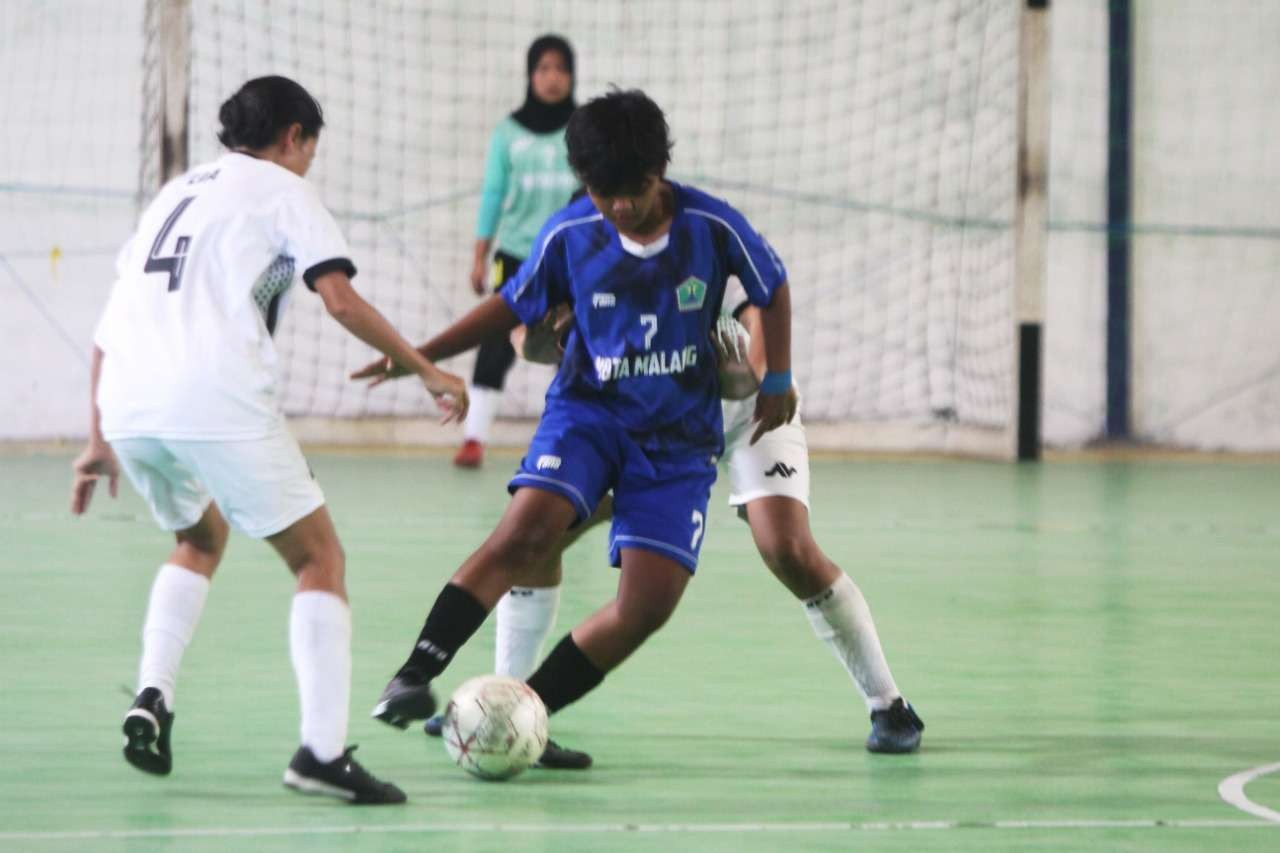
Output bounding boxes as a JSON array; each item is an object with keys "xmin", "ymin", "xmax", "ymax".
[{"xmin": 617, "ymin": 231, "xmax": 670, "ymax": 259}]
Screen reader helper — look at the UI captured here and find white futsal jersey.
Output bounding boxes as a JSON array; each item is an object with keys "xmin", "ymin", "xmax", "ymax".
[{"xmin": 94, "ymin": 152, "xmax": 354, "ymax": 441}]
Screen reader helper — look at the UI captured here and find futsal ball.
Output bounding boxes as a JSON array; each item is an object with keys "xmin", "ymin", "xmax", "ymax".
[{"xmin": 441, "ymin": 675, "xmax": 549, "ymax": 780}]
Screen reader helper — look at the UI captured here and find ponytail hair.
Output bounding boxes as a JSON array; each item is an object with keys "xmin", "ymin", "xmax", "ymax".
[{"xmin": 217, "ymin": 75, "xmax": 324, "ymax": 150}]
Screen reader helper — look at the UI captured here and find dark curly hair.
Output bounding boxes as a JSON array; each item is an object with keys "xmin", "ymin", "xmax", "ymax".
[
  {"xmin": 565, "ymin": 89, "xmax": 672, "ymax": 197},
  {"xmin": 217, "ymin": 76, "xmax": 324, "ymax": 150}
]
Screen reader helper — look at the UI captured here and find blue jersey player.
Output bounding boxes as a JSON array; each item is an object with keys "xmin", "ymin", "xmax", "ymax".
[{"xmin": 363, "ymin": 90, "xmax": 796, "ymax": 747}]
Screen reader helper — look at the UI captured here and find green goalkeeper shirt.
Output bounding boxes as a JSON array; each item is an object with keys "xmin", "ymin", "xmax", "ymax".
[{"xmin": 475, "ymin": 116, "xmax": 577, "ymax": 262}]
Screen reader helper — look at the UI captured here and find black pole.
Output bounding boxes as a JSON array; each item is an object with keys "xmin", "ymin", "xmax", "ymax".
[
  {"xmin": 1018, "ymin": 323, "xmax": 1042, "ymax": 460},
  {"xmin": 1106, "ymin": 0, "xmax": 1132, "ymax": 439},
  {"xmin": 1017, "ymin": 0, "xmax": 1049, "ymax": 461}
]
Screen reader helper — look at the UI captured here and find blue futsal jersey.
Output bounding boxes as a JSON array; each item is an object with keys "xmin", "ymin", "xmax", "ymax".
[{"xmin": 502, "ymin": 182, "xmax": 787, "ymax": 456}]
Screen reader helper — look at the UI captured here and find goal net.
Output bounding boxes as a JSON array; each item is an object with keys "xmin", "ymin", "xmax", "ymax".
[{"xmin": 142, "ymin": 0, "xmax": 1021, "ymax": 453}]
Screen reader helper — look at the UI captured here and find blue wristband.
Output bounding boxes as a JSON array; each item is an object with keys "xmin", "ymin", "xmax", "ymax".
[{"xmin": 759, "ymin": 370, "xmax": 792, "ymax": 395}]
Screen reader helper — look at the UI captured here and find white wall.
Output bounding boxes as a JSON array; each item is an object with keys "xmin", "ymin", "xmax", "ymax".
[
  {"xmin": 1041, "ymin": 0, "xmax": 1280, "ymax": 451},
  {"xmin": 1044, "ymin": 0, "xmax": 1108, "ymax": 447},
  {"xmin": 1129, "ymin": 0, "xmax": 1280, "ymax": 450},
  {"xmin": 0, "ymin": 1, "xmax": 142, "ymax": 440}
]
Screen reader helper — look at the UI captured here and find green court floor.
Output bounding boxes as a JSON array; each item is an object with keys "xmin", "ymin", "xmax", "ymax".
[{"xmin": 2, "ymin": 450, "xmax": 1278, "ymax": 851}]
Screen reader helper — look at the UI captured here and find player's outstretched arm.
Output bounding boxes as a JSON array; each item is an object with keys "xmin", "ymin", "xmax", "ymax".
[
  {"xmin": 313, "ymin": 270, "xmax": 469, "ymax": 423},
  {"xmin": 351, "ymin": 293, "xmax": 522, "ymax": 385},
  {"xmin": 751, "ymin": 282, "xmax": 798, "ymax": 444},
  {"xmin": 70, "ymin": 346, "xmax": 120, "ymax": 515},
  {"xmin": 420, "ymin": 294, "xmax": 522, "ymax": 362}
]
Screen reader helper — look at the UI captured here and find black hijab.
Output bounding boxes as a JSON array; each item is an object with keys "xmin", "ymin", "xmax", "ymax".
[{"xmin": 510, "ymin": 34, "xmax": 576, "ymax": 134}]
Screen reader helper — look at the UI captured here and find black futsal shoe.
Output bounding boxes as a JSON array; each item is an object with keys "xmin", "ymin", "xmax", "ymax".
[
  {"xmin": 371, "ymin": 668, "xmax": 437, "ymax": 729},
  {"xmin": 428, "ymin": 709, "xmax": 592, "ymax": 768},
  {"xmin": 283, "ymin": 745, "xmax": 406, "ymax": 805},
  {"xmin": 866, "ymin": 697, "xmax": 925, "ymax": 754},
  {"xmin": 122, "ymin": 687, "xmax": 174, "ymax": 776},
  {"xmin": 535, "ymin": 739, "xmax": 593, "ymax": 770}
]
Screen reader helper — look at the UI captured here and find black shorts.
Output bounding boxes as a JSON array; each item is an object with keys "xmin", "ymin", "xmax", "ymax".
[{"xmin": 471, "ymin": 249, "xmax": 525, "ymax": 389}]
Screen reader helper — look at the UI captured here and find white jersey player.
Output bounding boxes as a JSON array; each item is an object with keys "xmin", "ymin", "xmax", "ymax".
[
  {"xmin": 408, "ymin": 278, "xmax": 925, "ymax": 764},
  {"xmin": 69, "ymin": 76, "xmax": 465, "ymax": 805}
]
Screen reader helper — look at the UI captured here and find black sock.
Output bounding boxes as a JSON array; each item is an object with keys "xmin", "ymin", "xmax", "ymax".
[
  {"xmin": 400, "ymin": 583, "xmax": 489, "ymax": 680},
  {"xmin": 525, "ymin": 634, "xmax": 606, "ymax": 714}
]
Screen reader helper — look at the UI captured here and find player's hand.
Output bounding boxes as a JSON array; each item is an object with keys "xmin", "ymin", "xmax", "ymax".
[
  {"xmin": 470, "ymin": 258, "xmax": 487, "ymax": 296},
  {"xmin": 523, "ymin": 304, "xmax": 573, "ymax": 365},
  {"xmin": 70, "ymin": 440, "xmax": 120, "ymax": 515},
  {"xmin": 711, "ymin": 313, "xmax": 750, "ymax": 365},
  {"xmin": 351, "ymin": 354, "xmax": 413, "ymax": 387},
  {"xmin": 420, "ymin": 367, "xmax": 469, "ymax": 425},
  {"xmin": 750, "ymin": 384, "xmax": 798, "ymax": 445},
  {"xmin": 713, "ymin": 313, "xmax": 758, "ymax": 400}
]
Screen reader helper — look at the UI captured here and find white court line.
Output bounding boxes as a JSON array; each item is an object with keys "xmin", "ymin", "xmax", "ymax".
[
  {"xmin": 1219, "ymin": 762, "xmax": 1280, "ymax": 824},
  {"xmin": 0, "ymin": 818, "xmax": 1275, "ymax": 842}
]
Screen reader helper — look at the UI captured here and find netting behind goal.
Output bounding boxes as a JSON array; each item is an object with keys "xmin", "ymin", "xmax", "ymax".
[{"xmin": 146, "ymin": 0, "xmax": 1020, "ymax": 450}]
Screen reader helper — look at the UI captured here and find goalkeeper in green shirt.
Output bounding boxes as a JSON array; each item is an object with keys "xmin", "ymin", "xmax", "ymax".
[{"xmin": 456, "ymin": 34, "xmax": 579, "ymax": 468}]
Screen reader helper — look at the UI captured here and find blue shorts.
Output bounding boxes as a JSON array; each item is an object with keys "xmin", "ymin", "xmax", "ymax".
[{"xmin": 509, "ymin": 406, "xmax": 716, "ymax": 573}]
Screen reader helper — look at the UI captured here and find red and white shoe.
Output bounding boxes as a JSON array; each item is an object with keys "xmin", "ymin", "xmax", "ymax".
[{"xmin": 453, "ymin": 439, "xmax": 483, "ymax": 468}]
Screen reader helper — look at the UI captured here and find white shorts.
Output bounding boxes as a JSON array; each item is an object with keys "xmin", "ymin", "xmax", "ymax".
[
  {"xmin": 109, "ymin": 429, "xmax": 325, "ymax": 539},
  {"xmin": 720, "ymin": 396, "xmax": 810, "ymax": 510}
]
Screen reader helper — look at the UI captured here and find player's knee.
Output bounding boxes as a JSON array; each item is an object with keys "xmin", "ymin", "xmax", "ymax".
[
  {"xmin": 525, "ymin": 552, "xmax": 563, "ymax": 586},
  {"xmin": 759, "ymin": 532, "xmax": 820, "ymax": 585},
  {"xmin": 293, "ymin": 548, "xmax": 345, "ymax": 593},
  {"xmin": 489, "ymin": 522, "xmax": 564, "ymax": 569},
  {"xmin": 285, "ymin": 534, "xmax": 344, "ymax": 579},
  {"xmin": 178, "ymin": 512, "xmax": 229, "ymax": 559}
]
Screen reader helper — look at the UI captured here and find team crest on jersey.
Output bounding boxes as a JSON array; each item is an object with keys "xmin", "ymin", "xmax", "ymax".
[{"xmin": 675, "ymin": 277, "xmax": 707, "ymax": 312}]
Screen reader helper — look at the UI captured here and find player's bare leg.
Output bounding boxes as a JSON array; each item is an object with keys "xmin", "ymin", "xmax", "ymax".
[
  {"xmin": 516, "ymin": 548, "xmax": 690, "ymax": 737},
  {"xmin": 123, "ymin": 503, "xmax": 228, "ymax": 776},
  {"xmin": 421, "ymin": 496, "xmax": 610, "ymax": 768},
  {"xmin": 494, "ymin": 494, "xmax": 613, "ymax": 678},
  {"xmin": 421, "ymin": 547, "xmax": 563, "ymax": 741},
  {"xmin": 559, "ymin": 548, "xmax": 690, "ymax": 671},
  {"xmin": 422, "ymin": 541, "xmax": 568, "ymax": 738},
  {"xmin": 267, "ymin": 504, "xmax": 347, "ymax": 598},
  {"xmin": 267, "ymin": 506, "xmax": 405, "ymax": 804},
  {"xmin": 373, "ymin": 487, "xmax": 578, "ymax": 728},
  {"xmin": 745, "ymin": 496, "xmax": 923, "ymax": 753},
  {"xmin": 742, "ymin": 496, "xmax": 839, "ymax": 599},
  {"xmin": 449, "ymin": 489, "xmax": 581, "ymax": 605},
  {"xmin": 431, "ymin": 496, "xmax": 612, "ymax": 690}
]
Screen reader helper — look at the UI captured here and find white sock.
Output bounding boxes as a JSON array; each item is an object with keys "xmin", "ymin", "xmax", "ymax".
[
  {"xmin": 803, "ymin": 573, "xmax": 901, "ymax": 711},
  {"xmin": 463, "ymin": 385, "xmax": 501, "ymax": 443},
  {"xmin": 494, "ymin": 585, "xmax": 561, "ymax": 681},
  {"xmin": 138, "ymin": 563, "xmax": 211, "ymax": 708},
  {"xmin": 289, "ymin": 591, "xmax": 351, "ymax": 763}
]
